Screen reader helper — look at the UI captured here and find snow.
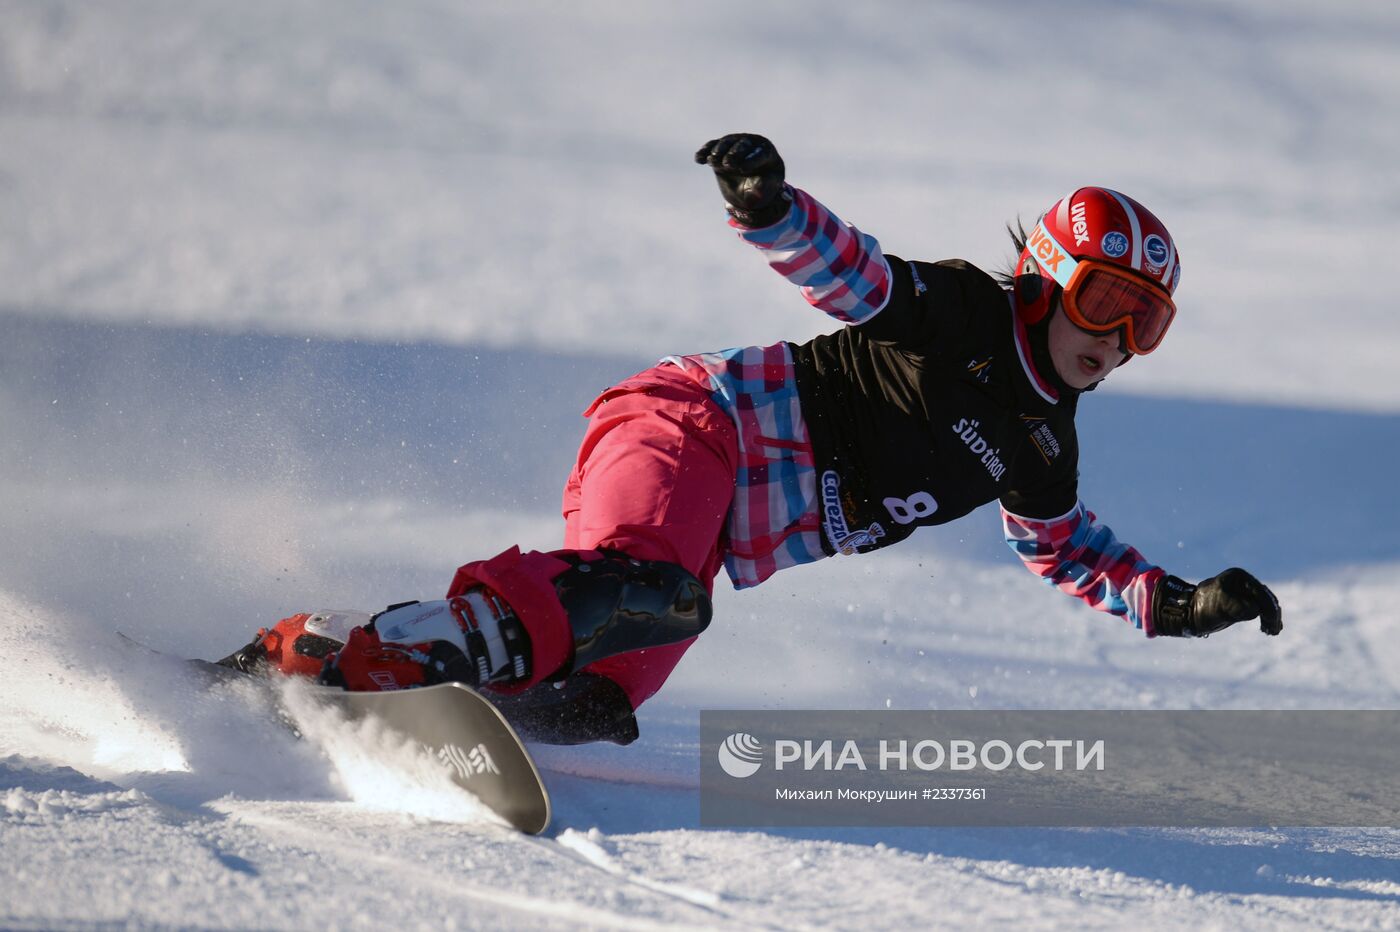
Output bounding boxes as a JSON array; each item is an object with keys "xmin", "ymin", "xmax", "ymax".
[{"xmin": 2, "ymin": 0, "xmax": 1399, "ymax": 928}]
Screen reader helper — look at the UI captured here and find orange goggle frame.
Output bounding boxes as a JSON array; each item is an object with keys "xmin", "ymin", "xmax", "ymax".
[{"xmin": 1027, "ymin": 222, "xmax": 1177, "ymax": 355}]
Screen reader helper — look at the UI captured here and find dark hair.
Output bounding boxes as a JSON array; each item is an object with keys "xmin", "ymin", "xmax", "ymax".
[{"xmin": 993, "ymin": 218, "xmax": 1033, "ymax": 290}]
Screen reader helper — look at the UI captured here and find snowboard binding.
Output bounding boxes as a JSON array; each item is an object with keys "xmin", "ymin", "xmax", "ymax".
[
  {"xmin": 216, "ymin": 610, "xmax": 363, "ymax": 678},
  {"xmin": 217, "ymin": 592, "xmax": 530, "ymax": 691},
  {"xmin": 216, "ymin": 549, "xmax": 711, "ymax": 743}
]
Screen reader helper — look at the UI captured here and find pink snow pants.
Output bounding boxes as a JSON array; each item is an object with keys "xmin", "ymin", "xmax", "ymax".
[{"xmin": 560, "ymin": 364, "xmax": 737, "ymax": 706}]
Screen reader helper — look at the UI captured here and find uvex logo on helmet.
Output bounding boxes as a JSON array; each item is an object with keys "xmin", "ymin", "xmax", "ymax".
[{"xmin": 1014, "ymin": 187, "xmax": 1181, "ymax": 332}]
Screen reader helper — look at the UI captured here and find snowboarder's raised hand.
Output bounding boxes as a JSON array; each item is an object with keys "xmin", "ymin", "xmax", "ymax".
[
  {"xmin": 1153, "ymin": 568, "xmax": 1283, "ymax": 638},
  {"xmin": 694, "ymin": 133, "xmax": 790, "ymax": 228}
]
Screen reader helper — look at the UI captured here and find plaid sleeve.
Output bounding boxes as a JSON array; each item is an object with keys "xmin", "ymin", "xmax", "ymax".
[
  {"xmin": 731, "ymin": 185, "xmax": 893, "ymax": 324},
  {"xmin": 1000, "ymin": 501, "xmax": 1165, "ymax": 636}
]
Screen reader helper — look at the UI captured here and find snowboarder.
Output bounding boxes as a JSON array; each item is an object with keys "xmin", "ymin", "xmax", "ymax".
[{"xmin": 218, "ymin": 133, "xmax": 1283, "ymax": 744}]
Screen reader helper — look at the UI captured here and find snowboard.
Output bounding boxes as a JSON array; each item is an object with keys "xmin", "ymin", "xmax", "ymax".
[
  {"xmin": 119, "ymin": 634, "xmax": 551, "ymax": 834},
  {"xmin": 316, "ymin": 682, "xmax": 551, "ymax": 835}
]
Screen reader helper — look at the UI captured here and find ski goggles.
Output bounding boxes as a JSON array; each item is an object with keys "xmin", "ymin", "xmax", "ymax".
[{"xmin": 1026, "ymin": 222, "xmax": 1176, "ymax": 354}]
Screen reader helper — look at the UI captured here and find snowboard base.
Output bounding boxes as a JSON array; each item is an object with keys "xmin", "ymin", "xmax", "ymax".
[
  {"xmin": 118, "ymin": 633, "xmax": 550, "ymax": 834},
  {"xmin": 314, "ymin": 682, "xmax": 551, "ymax": 834}
]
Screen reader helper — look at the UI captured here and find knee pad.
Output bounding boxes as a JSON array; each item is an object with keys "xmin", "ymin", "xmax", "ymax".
[{"xmin": 448, "ymin": 547, "xmax": 712, "ymax": 684}]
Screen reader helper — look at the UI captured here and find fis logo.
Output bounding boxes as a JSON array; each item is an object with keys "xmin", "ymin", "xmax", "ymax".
[{"xmin": 966, "ymin": 357, "xmax": 993, "ymax": 385}]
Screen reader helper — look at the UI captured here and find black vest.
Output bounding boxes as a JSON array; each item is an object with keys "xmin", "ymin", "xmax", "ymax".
[{"xmin": 790, "ymin": 256, "xmax": 1081, "ymax": 556}]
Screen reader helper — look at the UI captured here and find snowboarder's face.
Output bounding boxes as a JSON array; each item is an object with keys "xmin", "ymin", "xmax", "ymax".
[{"xmin": 1047, "ymin": 305, "xmax": 1130, "ymax": 390}]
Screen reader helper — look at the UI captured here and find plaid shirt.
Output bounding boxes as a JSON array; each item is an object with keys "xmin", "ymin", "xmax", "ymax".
[
  {"xmin": 665, "ymin": 186, "xmax": 892, "ymax": 588},
  {"xmin": 1001, "ymin": 503, "xmax": 1164, "ymax": 635},
  {"xmin": 665, "ymin": 343, "xmax": 821, "ymax": 588},
  {"xmin": 673, "ymin": 185, "xmax": 1164, "ymax": 634}
]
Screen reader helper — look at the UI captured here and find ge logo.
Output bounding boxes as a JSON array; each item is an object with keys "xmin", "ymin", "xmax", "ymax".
[
  {"xmin": 718, "ymin": 733, "xmax": 764, "ymax": 778},
  {"xmin": 1100, "ymin": 231, "xmax": 1129, "ymax": 259},
  {"xmin": 883, "ymin": 492, "xmax": 938, "ymax": 525}
]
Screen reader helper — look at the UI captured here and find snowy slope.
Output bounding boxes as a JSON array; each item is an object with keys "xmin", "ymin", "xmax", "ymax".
[{"xmin": 3, "ymin": 1, "xmax": 1400, "ymax": 929}]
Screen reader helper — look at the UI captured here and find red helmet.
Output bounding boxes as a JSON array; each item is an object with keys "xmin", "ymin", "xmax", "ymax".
[{"xmin": 1014, "ymin": 187, "xmax": 1182, "ymax": 354}]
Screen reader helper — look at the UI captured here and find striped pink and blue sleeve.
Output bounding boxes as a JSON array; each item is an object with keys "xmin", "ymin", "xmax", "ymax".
[
  {"xmin": 731, "ymin": 186, "xmax": 893, "ymax": 324},
  {"xmin": 1001, "ymin": 501, "xmax": 1166, "ymax": 636}
]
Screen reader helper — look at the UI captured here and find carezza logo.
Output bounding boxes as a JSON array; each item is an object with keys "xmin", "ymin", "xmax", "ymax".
[
  {"xmin": 718, "ymin": 733, "xmax": 764, "ymax": 778},
  {"xmin": 821, "ymin": 470, "xmax": 886, "ymax": 555}
]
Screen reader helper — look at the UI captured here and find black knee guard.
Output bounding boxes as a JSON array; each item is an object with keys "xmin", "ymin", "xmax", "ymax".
[{"xmin": 552, "ymin": 552, "xmax": 712, "ymax": 676}]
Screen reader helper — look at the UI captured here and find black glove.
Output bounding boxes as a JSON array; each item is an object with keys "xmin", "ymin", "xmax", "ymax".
[
  {"xmin": 694, "ymin": 133, "xmax": 791, "ymax": 228},
  {"xmin": 1152, "ymin": 568, "xmax": 1283, "ymax": 638}
]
